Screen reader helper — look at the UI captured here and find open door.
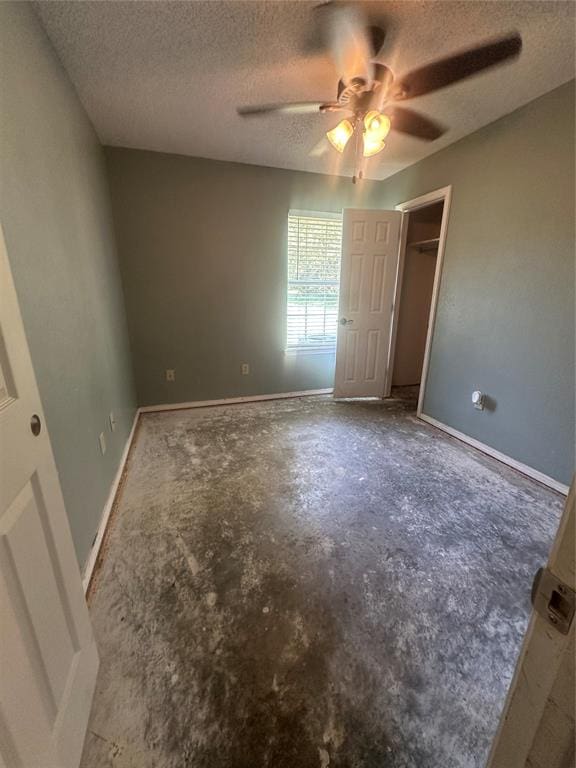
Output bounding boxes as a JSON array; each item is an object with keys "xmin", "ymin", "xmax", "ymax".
[
  {"xmin": 487, "ymin": 479, "xmax": 575, "ymax": 767},
  {"xmin": 0, "ymin": 224, "xmax": 99, "ymax": 767},
  {"xmin": 334, "ymin": 209, "xmax": 402, "ymax": 398}
]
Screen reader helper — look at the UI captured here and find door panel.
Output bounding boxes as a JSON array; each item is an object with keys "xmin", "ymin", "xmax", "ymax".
[
  {"xmin": 369, "ymin": 254, "xmax": 387, "ymax": 312},
  {"xmin": 344, "ymin": 330, "xmax": 359, "ymax": 382},
  {"xmin": 0, "ymin": 223, "xmax": 98, "ymax": 768},
  {"xmin": 334, "ymin": 209, "xmax": 401, "ymax": 398},
  {"xmin": 2, "ymin": 478, "xmax": 77, "ymax": 709},
  {"xmin": 365, "ymin": 329, "xmax": 380, "ymax": 381}
]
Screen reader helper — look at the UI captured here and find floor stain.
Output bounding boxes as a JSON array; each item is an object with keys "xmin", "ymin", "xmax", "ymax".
[{"xmin": 81, "ymin": 390, "xmax": 562, "ymax": 768}]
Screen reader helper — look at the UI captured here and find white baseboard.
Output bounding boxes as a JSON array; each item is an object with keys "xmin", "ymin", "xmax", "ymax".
[
  {"xmin": 418, "ymin": 413, "xmax": 569, "ymax": 495},
  {"xmin": 139, "ymin": 388, "xmax": 334, "ymax": 414},
  {"xmin": 82, "ymin": 410, "xmax": 140, "ymax": 593}
]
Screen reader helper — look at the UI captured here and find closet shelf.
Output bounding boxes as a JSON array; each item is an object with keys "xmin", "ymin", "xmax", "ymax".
[{"xmin": 407, "ymin": 237, "xmax": 440, "ymax": 252}]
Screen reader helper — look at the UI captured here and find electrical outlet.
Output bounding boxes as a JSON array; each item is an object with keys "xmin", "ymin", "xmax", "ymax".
[
  {"xmin": 472, "ymin": 390, "xmax": 485, "ymax": 410},
  {"xmin": 99, "ymin": 432, "xmax": 106, "ymax": 456},
  {"xmin": 166, "ymin": 369, "xmax": 175, "ymax": 382},
  {"xmin": 109, "ymin": 411, "xmax": 116, "ymax": 432},
  {"xmin": 241, "ymin": 363, "xmax": 250, "ymax": 375}
]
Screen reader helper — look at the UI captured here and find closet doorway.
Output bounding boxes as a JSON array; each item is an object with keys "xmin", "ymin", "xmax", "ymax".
[{"xmin": 387, "ymin": 187, "xmax": 452, "ymax": 414}]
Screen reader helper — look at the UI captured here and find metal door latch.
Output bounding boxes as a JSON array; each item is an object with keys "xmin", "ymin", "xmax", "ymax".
[{"xmin": 531, "ymin": 567, "xmax": 575, "ymax": 635}]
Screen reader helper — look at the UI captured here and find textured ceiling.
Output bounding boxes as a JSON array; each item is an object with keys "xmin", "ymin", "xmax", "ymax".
[{"xmin": 35, "ymin": 1, "xmax": 575, "ymax": 180}]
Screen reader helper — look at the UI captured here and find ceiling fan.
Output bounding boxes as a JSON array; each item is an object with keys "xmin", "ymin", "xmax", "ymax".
[{"xmin": 237, "ymin": 3, "xmax": 522, "ymax": 182}]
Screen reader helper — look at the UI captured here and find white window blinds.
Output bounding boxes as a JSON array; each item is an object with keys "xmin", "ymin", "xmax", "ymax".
[{"xmin": 286, "ymin": 210, "xmax": 343, "ymax": 350}]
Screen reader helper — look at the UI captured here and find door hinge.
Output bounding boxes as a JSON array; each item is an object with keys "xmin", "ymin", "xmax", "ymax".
[{"xmin": 531, "ymin": 566, "xmax": 575, "ymax": 635}]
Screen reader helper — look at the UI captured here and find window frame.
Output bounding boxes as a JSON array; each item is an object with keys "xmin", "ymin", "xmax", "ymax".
[{"xmin": 285, "ymin": 209, "xmax": 343, "ymax": 354}]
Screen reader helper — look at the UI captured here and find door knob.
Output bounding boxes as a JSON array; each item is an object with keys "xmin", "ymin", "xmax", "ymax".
[
  {"xmin": 30, "ymin": 414, "xmax": 42, "ymax": 436},
  {"xmin": 340, "ymin": 318, "xmax": 353, "ymax": 326}
]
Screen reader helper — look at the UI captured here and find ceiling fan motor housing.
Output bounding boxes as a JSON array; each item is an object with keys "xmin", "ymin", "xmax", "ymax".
[{"xmin": 337, "ymin": 65, "xmax": 393, "ymax": 112}]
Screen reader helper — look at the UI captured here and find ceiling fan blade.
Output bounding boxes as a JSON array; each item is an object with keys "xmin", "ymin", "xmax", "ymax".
[
  {"xmin": 309, "ymin": 138, "xmax": 330, "ymax": 158},
  {"xmin": 388, "ymin": 107, "xmax": 446, "ymax": 141},
  {"xmin": 369, "ymin": 63, "xmax": 394, "ymax": 110},
  {"xmin": 318, "ymin": 2, "xmax": 373, "ymax": 85},
  {"xmin": 237, "ymin": 102, "xmax": 338, "ymax": 117},
  {"xmin": 373, "ymin": 62, "xmax": 392, "ymax": 84},
  {"xmin": 368, "ymin": 25, "xmax": 386, "ymax": 58},
  {"xmin": 393, "ymin": 33, "xmax": 522, "ymax": 100}
]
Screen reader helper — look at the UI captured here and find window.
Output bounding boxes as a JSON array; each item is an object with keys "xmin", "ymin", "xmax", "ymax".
[{"xmin": 286, "ymin": 210, "xmax": 343, "ymax": 351}]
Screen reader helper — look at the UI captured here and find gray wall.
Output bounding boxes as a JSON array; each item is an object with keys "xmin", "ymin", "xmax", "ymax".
[
  {"xmin": 0, "ymin": 2, "xmax": 136, "ymax": 568},
  {"xmin": 380, "ymin": 81, "xmax": 575, "ymax": 486},
  {"xmin": 105, "ymin": 148, "xmax": 385, "ymax": 406}
]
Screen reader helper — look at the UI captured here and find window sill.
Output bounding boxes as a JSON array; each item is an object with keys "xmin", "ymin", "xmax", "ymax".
[{"xmin": 284, "ymin": 346, "xmax": 336, "ymax": 356}]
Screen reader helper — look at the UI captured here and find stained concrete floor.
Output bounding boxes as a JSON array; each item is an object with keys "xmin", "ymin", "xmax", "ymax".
[{"xmin": 82, "ymin": 391, "xmax": 563, "ymax": 768}]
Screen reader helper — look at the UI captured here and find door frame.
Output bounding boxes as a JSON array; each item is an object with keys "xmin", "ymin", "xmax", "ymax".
[{"xmin": 384, "ymin": 186, "xmax": 452, "ymax": 413}]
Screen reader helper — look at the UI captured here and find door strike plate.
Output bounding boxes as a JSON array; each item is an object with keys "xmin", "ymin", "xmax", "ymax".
[{"xmin": 531, "ymin": 566, "xmax": 575, "ymax": 635}]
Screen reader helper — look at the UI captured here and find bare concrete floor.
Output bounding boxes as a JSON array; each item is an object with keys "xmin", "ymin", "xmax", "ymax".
[{"xmin": 82, "ymin": 391, "xmax": 562, "ymax": 768}]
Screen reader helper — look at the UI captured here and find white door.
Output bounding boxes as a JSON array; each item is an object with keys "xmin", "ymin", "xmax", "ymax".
[
  {"xmin": 334, "ymin": 209, "xmax": 402, "ymax": 398},
  {"xmin": 0, "ymin": 224, "xmax": 98, "ymax": 768},
  {"xmin": 487, "ymin": 480, "xmax": 575, "ymax": 767}
]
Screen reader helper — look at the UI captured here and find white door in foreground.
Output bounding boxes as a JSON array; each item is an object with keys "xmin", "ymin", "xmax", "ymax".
[
  {"xmin": 334, "ymin": 209, "xmax": 402, "ymax": 398},
  {"xmin": 0, "ymin": 224, "xmax": 98, "ymax": 768},
  {"xmin": 487, "ymin": 480, "xmax": 575, "ymax": 768}
]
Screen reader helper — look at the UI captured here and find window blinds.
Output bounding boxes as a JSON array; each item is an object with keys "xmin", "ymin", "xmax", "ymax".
[{"xmin": 286, "ymin": 211, "xmax": 343, "ymax": 349}]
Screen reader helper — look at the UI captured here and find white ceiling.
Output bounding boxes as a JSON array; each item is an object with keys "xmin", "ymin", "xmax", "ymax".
[{"xmin": 35, "ymin": 1, "xmax": 575, "ymax": 180}]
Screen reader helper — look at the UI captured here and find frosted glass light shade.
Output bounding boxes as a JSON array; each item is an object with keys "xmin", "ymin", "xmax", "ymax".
[
  {"xmin": 362, "ymin": 111, "xmax": 390, "ymax": 157},
  {"xmin": 326, "ymin": 119, "xmax": 354, "ymax": 153}
]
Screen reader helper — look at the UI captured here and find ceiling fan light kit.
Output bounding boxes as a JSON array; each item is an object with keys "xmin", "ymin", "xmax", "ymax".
[
  {"xmin": 325, "ymin": 110, "xmax": 391, "ymax": 159},
  {"xmin": 237, "ymin": 3, "xmax": 522, "ymax": 182}
]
